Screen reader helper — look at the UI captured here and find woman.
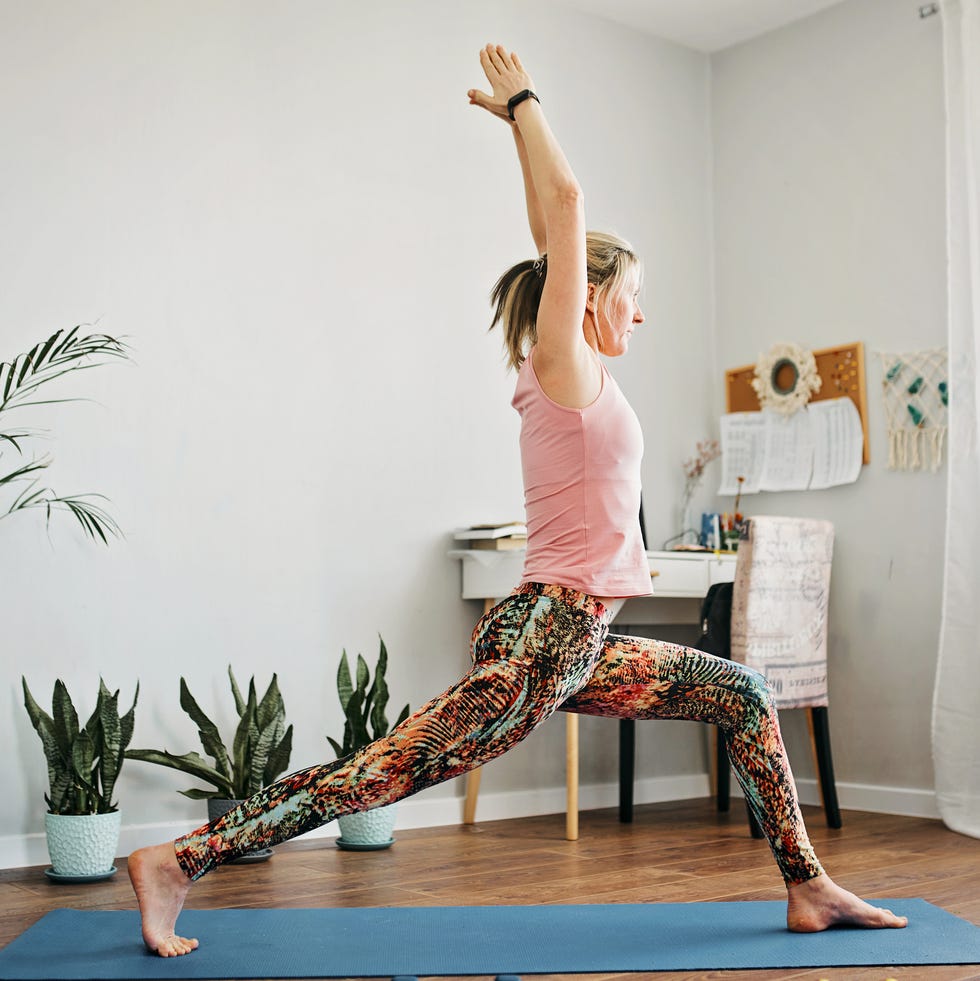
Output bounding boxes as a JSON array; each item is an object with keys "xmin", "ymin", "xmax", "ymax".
[{"xmin": 129, "ymin": 45, "xmax": 907, "ymax": 957}]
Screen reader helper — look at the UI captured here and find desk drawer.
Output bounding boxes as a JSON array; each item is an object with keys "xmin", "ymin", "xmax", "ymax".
[
  {"xmin": 708, "ymin": 558, "xmax": 737, "ymax": 585},
  {"xmin": 648, "ymin": 557, "xmax": 709, "ymax": 596},
  {"xmin": 457, "ymin": 549, "xmax": 525, "ymax": 600}
]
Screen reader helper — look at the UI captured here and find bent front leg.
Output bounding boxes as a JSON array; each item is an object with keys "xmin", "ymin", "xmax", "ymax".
[
  {"xmin": 562, "ymin": 632, "xmax": 824, "ymax": 886},
  {"xmin": 175, "ymin": 586, "xmax": 609, "ymax": 880}
]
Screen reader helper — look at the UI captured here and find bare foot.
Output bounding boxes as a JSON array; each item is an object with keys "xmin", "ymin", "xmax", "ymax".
[
  {"xmin": 787, "ymin": 873, "xmax": 908, "ymax": 932},
  {"xmin": 127, "ymin": 843, "xmax": 199, "ymax": 956}
]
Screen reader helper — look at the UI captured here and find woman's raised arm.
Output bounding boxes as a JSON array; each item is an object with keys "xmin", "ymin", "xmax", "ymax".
[{"xmin": 469, "ymin": 45, "xmax": 594, "ymax": 400}]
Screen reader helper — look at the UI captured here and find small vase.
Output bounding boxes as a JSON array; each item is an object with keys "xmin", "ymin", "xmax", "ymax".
[
  {"xmin": 336, "ymin": 802, "xmax": 398, "ymax": 850},
  {"xmin": 678, "ymin": 498, "xmax": 696, "ymax": 544},
  {"xmin": 45, "ymin": 811, "xmax": 121, "ymax": 877},
  {"xmin": 207, "ymin": 798, "xmax": 274, "ymax": 863}
]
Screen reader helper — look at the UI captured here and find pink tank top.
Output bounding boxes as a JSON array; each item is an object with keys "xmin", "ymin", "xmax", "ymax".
[{"xmin": 511, "ymin": 349, "xmax": 652, "ymax": 598}]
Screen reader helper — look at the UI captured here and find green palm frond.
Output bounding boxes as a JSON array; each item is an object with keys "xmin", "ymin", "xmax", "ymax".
[
  {"xmin": 1, "ymin": 327, "xmax": 130, "ymax": 543},
  {"xmin": 0, "ymin": 326, "xmax": 129, "ymax": 416}
]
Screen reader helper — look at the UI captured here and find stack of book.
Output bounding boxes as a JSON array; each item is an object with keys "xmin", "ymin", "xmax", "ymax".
[{"xmin": 453, "ymin": 522, "xmax": 528, "ymax": 551}]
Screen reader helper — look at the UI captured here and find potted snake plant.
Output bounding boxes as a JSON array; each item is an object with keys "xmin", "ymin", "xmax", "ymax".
[
  {"xmin": 327, "ymin": 636, "xmax": 410, "ymax": 850},
  {"xmin": 126, "ymin": 667, "xmax": 293, "ymax": 862},
  {"xmin": 22, "ymin": 677, "xmax": 139, "ymax": 880}
]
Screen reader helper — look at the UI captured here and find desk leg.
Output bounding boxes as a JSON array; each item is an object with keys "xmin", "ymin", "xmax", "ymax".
[{"xmin": 565, "ymin": 713, "xmax": 579, "ymax": 841}]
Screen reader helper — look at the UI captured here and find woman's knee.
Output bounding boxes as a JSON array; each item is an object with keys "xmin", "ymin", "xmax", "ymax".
[{"xmin": 723, "ymin": 662, "xmax": 777, "ymax": 718}]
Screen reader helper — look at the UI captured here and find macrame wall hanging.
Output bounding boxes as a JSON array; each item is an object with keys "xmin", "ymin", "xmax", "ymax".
[
  {"xmin": 750, "ymin": 342, "xmax": 822, "ymax": 415},
  {"xmin": 878, "ymin": 348, "xmax": 948, "ymax": 471}
]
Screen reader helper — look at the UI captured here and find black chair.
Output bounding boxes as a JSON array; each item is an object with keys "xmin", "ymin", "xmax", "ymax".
[{"xmin": 619, "ymin": 516, "xmax": 842, "ymax": 835}]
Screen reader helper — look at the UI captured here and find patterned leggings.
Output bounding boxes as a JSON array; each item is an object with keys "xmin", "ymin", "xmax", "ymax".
[{"xmin": 174, "ymin": 582, "xmax": 823, "ymax": 885}]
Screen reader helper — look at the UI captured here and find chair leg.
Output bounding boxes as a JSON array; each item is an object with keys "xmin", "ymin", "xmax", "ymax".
[
  {"xmin": 808, "ymin": 706, "xmax": 842, "ymax": 828},
  {"xmin": 619, "ymin": 719, "xmax": 635, "ymax": 823},
  {"xmin": 715, "ymin": 728, "xmax": 730, "ymax": 812},
  {"xmin": 463, "ymin": 767, "xmax": 481, "ymax": 824},
  {"xmin": 565, "ymin": 713, "xmax": 579, "ymax": 841}
]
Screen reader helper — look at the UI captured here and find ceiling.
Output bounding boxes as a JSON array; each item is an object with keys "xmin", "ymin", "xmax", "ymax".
[{"xmin": 553, "ymin": 0, "xmax": 848, "ymax": 52}]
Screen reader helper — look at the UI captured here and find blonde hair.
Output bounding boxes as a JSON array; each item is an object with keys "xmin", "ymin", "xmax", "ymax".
[{"xmin": 489, "ymin": 231, "xmax": 642, "ymax": 371}]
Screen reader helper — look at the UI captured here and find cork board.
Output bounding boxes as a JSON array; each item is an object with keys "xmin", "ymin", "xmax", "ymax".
[{"xmin": 725, "ymin": 342, "xmax": 870, "ymax": 464}]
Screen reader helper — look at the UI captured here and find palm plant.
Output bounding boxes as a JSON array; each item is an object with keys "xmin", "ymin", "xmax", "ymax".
[{"xmin": 1, "ymin": 325, "xmax": 130, "ymax": 542}]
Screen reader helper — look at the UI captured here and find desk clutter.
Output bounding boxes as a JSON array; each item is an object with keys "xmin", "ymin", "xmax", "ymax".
[{"xmin": 453, "ymin": 522, "xmax": 528, "ymax": 551}]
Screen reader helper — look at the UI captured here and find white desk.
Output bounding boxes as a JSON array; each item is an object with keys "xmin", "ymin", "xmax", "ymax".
[{"xmin": 451, "ymin": 548, "xmax": 737, "ymax": 838}]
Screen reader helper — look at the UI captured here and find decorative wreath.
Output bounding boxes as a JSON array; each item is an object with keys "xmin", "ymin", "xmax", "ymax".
[{"xmin": 751, "ymin": 342, "xmax": 821, "ymax": 415}]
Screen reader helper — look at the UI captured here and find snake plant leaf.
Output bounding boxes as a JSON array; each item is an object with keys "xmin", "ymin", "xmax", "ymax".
[
  {"xmin": 71, "ymin": 730, "xmax": 98, "ymax": 813},
  {"xmin": 393, "ymin": 704, "xmax": 410, "ymax": 729},
  {"xmin": 229, "ymin": 665, "xmax": 246, "ymax": 717},
  {"xmin": 337, "ymin": 651, "xmax": 354, "ymax": 712},
  {"xmin": 248, "ymin": 720, "xmax": 281, "ymax": 795},
  {"xmin": 51, "ymin": 680, "xmax": 80, "ymax": 761},
  {"xmin": 179, "ymin": 677, "xmax": 231, "ymax": 779},
  {"xmin": 22, "ymin": 678, "xmax": 73, "ymax": 811},
  {"xmin": 119, "ymin": 682, "xmax": 139, "ymax": 753},
  {"xmin": 355, "ymin": 653, "xmax": 369, "ymax": 698},
  {"xmin": 263, "ymin": 725, "xmax": 293, "ymax": 785},
  {"xmin": 179, "ymin": 787, "xmax": 222, "ymax": 801},
  {"xmin": 125, "ymin": 749, "xmax": 236, "ymax": 799},
  {"xmin": 98, "ymin": 683, "xmax": 124, "ymax": 811},
  {"xmin": 256, "ymin": 675, "xmax": 283, "ymax": 732},
  {"xmin": 326, "ymin": 735, "xmax": 345, "ymax": 758},
  {"xmin": 232, "ymin": 684, "xmax": 259, "ymax": 794},
  {"xmin": 344, "ymin": 688, "xmax": 371, "ymax": 750}
]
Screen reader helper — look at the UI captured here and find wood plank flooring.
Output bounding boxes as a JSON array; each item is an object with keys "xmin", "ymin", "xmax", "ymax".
[{"xmin": 2, "ymin": 798, "xmax": 979, "ymax": 981}]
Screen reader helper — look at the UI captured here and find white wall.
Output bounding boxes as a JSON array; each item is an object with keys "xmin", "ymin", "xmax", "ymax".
[
  {"xmin": 1, "ymin": 0, "xmax": 714, "ymax": 866},
  {"xmin": 2, "ymin": 0, "xmax": 948, "ymax": 870},
  {"xmin": 710, "ymin": 0, "xmax": 947, "ymax": 809}
]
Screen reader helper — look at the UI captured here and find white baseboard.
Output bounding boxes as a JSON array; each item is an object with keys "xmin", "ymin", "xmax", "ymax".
[
  {"xmin": 791, "ymin": 777, "xmax": 941, "ymax": 819},
  {"xmin": 0, "ymin": 773, "xmax": 939, "ymax": 871}
]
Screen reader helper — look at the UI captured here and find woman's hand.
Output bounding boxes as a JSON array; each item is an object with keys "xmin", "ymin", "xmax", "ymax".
[{"xmin": 468, "ymin": 44, "xmax": 535, "ymax": 124}]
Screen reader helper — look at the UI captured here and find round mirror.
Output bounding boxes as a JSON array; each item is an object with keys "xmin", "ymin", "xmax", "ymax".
[{"xmin": 771, "ymin": 358, "xmax": 799, "ymax": 396}]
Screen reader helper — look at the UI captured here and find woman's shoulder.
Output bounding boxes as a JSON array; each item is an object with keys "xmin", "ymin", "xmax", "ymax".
[{"xmin": 527, "ymin": 343, "xmax": 603, "ymax": 410}]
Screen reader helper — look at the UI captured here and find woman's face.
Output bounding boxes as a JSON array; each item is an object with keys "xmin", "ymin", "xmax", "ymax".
[{"xmin": 594, "ymin": 274, "xmax": 645, "ymax": 357}]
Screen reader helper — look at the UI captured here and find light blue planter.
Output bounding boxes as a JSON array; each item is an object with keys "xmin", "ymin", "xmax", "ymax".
[
  {"xmin": 45, "ymin": 811, "xmax": 121, "ymax": 876},
  {"xmin": 336, "ymin": 802, "xmax": 398, "ymax": 849}
]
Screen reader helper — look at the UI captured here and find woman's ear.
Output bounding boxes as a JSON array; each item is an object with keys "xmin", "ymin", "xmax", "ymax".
[{"xmin": 585, "ymin": 282, "xmax": 596, "ymax": 313}]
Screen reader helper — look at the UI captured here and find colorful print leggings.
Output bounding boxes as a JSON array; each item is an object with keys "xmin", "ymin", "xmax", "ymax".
[{"xmin": 174, "ymin": 582, "xmax": 823, "ymax": 885}]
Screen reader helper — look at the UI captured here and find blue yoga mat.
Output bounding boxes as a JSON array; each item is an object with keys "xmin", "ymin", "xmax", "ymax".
[{"xmin": 0, "ymin": 900, "xmax": 977, "ymax": 979}]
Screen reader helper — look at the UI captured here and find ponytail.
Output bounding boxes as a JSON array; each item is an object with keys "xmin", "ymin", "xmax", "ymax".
[
  {"xmin": 489, "ymin": 232, "xmax": 640, "ymax": 371},
  {"xmin": 489, "ymin": 255, "xmax": 547, "ymax": 371}
]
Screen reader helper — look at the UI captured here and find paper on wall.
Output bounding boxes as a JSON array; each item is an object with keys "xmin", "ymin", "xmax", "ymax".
[
  {"xmin": 808, "ymin": 397, "xmax": 864, "ymax": 489},
  {"xmin": 759, "ymin": 409, "xmax": 815, "ymax": 491},
  {"xmin": 718, "ymin": 398, "xmax": 863, "ymax": 494},
  {"xmin": 718, "ymin": 413, "xmax": 766, "ymax": 495}
]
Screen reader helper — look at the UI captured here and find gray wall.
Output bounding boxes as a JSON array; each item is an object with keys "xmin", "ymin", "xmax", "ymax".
[
  {"xmin": 1, "ymin": 0, "xmax": 946, "ymax": 867},
  {"xmin": 710, "ymin": 0, "xmax": 946, "ymax": 806}
]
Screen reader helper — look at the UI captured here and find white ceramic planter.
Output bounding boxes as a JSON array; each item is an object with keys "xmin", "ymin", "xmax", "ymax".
[
  {"xmin": 336, "ymin": 802, "xmax": 398, "ymax": 849},
  {"xmin": 45, "ymin": 811, "xmax": 121, "ymax": 876}
]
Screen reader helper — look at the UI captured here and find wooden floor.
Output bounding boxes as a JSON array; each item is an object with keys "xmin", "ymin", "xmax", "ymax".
[{"xmin": 2, "ymin": 798, "xmax": 979, "ymax": 981}]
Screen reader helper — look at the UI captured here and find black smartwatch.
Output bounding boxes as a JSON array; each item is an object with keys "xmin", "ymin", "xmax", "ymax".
[{"xmin": 507, "ymin": 89, "xmax": 540, "ymax": 120}]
